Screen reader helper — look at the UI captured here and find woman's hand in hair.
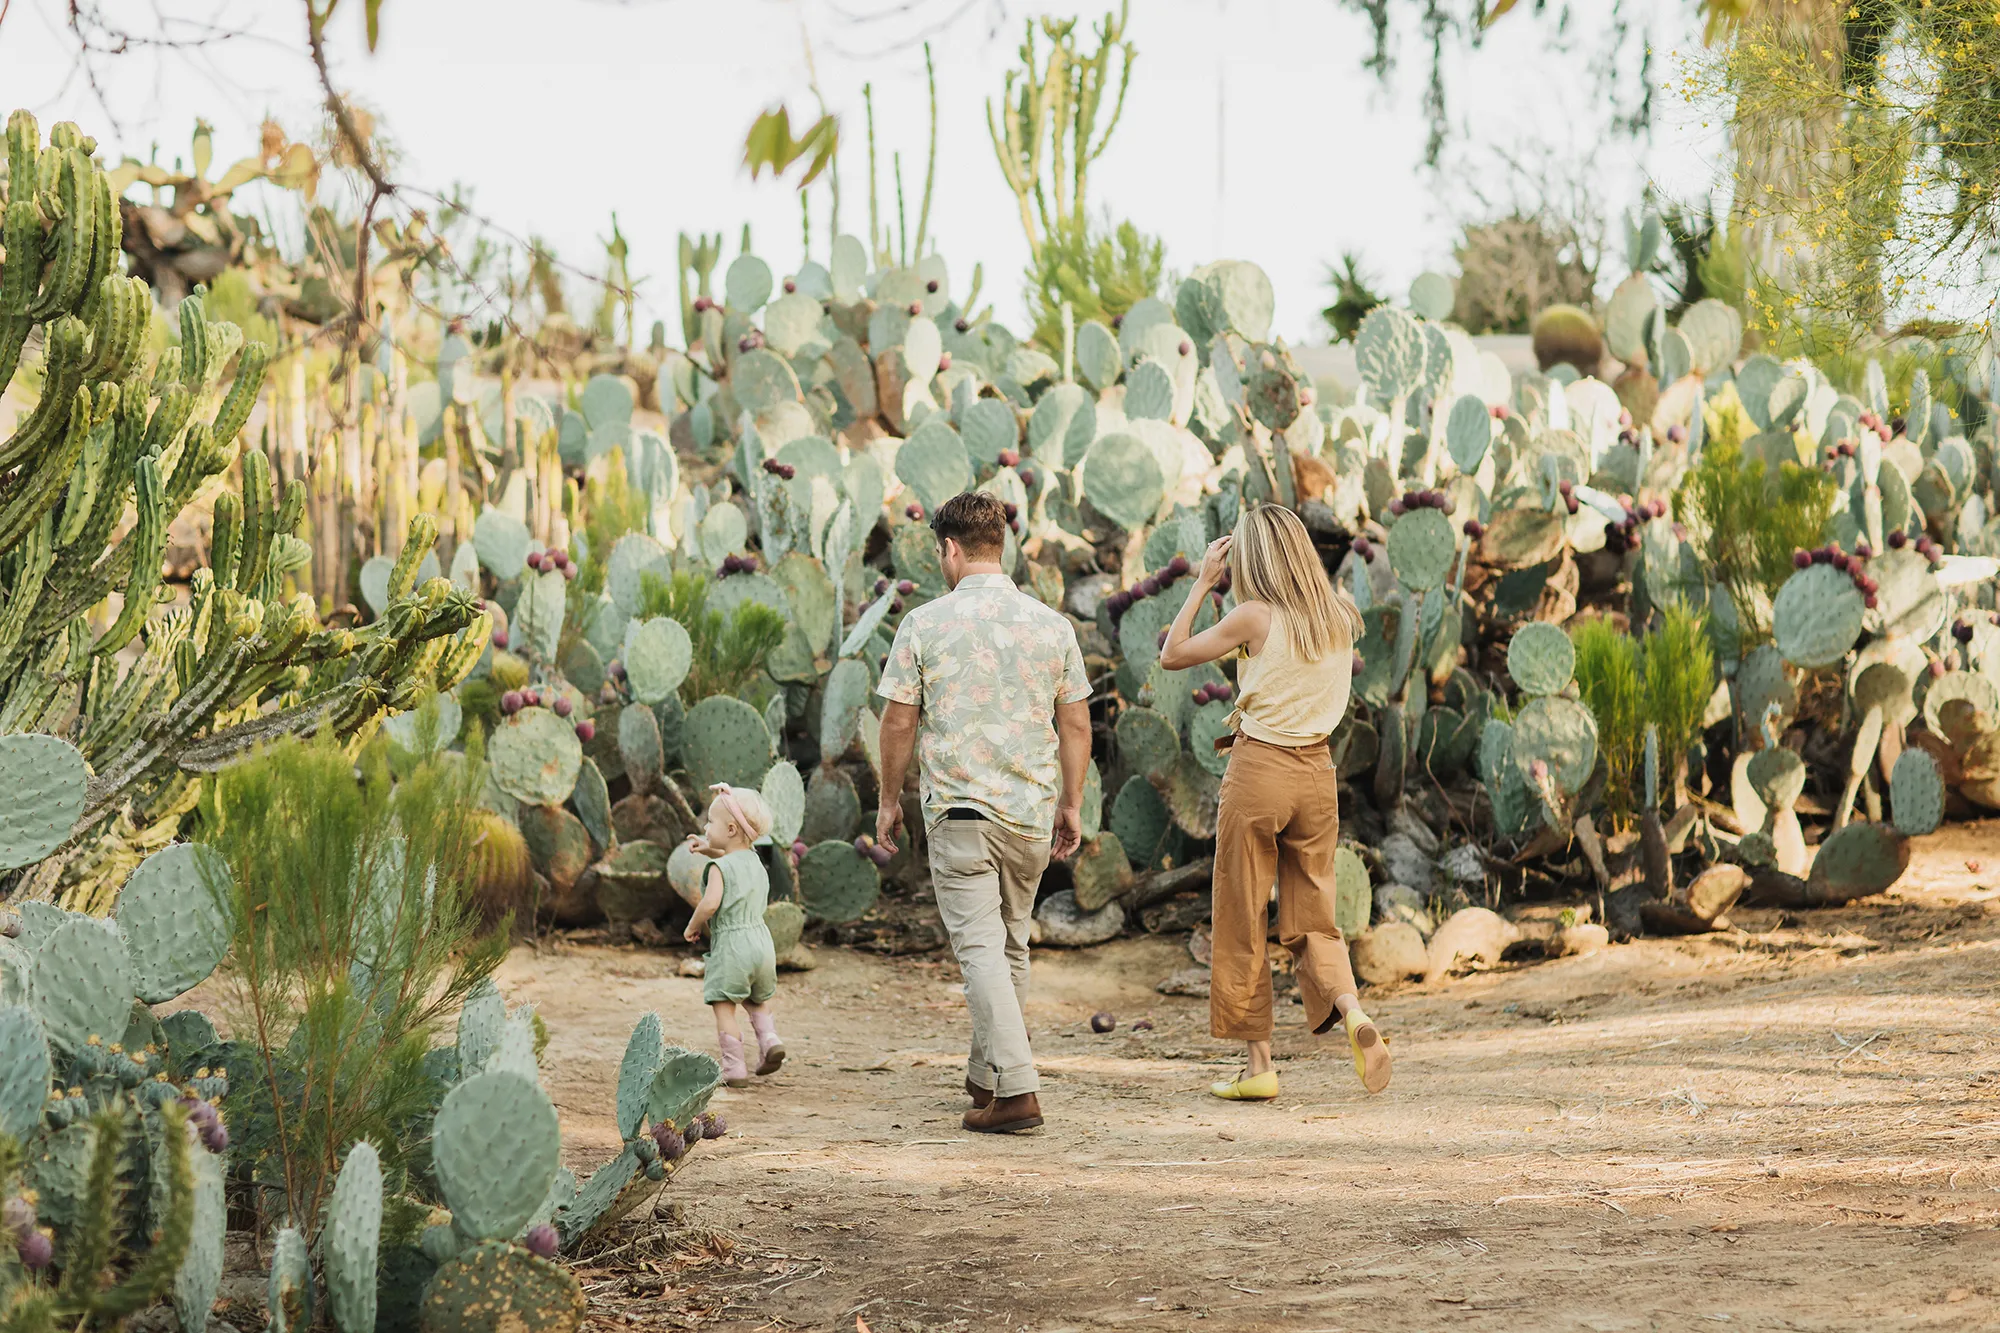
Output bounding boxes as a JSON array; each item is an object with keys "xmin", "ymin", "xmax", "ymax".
[{"xmin": 1197, "ymin": 535, "xmax": 1232, "ymax": 587}]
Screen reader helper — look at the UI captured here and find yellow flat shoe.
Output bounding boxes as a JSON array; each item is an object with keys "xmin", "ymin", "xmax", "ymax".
[
  {"xmin": 1209, "ymin": 1070, "xmax": 1279, "ymax": 1101},
  {"xmin": 1345, "ymin": 1011, "xmax": 1392, "ymax": 1094}
]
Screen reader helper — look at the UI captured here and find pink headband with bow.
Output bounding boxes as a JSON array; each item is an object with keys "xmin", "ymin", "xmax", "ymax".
[{"xmin": 709, "ymin": 784, "xmax": 755, "ymax": 838}]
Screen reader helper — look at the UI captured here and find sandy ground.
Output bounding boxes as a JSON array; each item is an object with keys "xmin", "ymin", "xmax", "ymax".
[{"xmin": 501, "ymin": 821, "xmax": 2000, "ymax": 1333}]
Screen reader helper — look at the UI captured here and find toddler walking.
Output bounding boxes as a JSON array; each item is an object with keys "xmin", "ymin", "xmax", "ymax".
[{"xmin": 683, "ymin": 783, "xmax": 785, "ymax": 1087}]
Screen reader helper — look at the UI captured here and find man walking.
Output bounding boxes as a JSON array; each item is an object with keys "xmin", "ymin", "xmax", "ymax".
[{"xmin": 875, "ymin": 491, "xmax": 1093, "ymax": 1134}]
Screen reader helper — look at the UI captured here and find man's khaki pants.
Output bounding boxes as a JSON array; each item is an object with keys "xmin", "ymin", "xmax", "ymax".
[
  {"xmin": 928, "ymin": 817, "xmax": 1051, "ymax": 1097},
  {"xmin": 1210, "ymin": 736, "xmax": 1361, "ymax": 1041}
]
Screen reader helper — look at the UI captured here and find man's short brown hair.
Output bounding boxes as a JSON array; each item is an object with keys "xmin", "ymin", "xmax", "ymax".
[{"xmin": 931, "ymin": 491, "xmax": 1007, "ymax": 559}]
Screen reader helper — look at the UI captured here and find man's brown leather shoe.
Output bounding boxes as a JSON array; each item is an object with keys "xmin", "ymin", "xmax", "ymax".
[
  {"xmin": 965, "ymin": 1078, "xmax": 993, "ymax": 1109},
  {"xmin": 963, "ymin": 1092, "xmax": 1043, "ymax": 1134}
]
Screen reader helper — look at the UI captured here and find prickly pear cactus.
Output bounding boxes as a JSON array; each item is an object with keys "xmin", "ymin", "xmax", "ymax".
[
  {"xmin": 796, "ymin": 841, "xmax": 881, "ymax": 923},
  {"xmin": 325, "ymin": 1141, "xmax": 384, "ymax": 1333},
  {"xmin": 489, "ymin": 710, "xmax": 584, "ymax": 807},
  {"xmin": 1889, "ymin": 749, "xmax": 1944, "ymax": 837},
  {"xmin": 1333, "ymin": 847, "xmax": 1371, "ymax": 938},
  {"xmin": 1506, "ymin": 623, "xmax": 1575, "ymax": 697},
  {"xmin": 419, "ymin": 1240, "xmax": 585, "ymax": 1333},
  {"xmin": 430, "ymin": 1071, "xmax": 562, "ymax": 1241}
]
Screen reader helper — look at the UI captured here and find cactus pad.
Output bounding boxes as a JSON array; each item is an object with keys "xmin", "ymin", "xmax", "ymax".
[
  {"xmin": 326, "ymin": 1142, "xmax": 383, "ymax": 1333},
  {"xmin": 490, "ymin": 709, "xmax": 584, "ymax": 807},
  {"xmin": 1509, "ymin": 695, "xmax": 1598, "ymax": 795},
  {"xmin": 1808, "ymin": 822, "xmax": 1911, "ymax": 900},
  {"xmin": 765, "ymin": 900, "xmax": 807, "ymax": 956},
  {"xmin": 820, "ymin": 657, "xmax": 872, "ymax": 760},
  {"xmin": 894, "ymin": 421, "xmax": 973, "ymax": 515},
  {"xmin": 419, "ymin": 1240, "xmax": 585, "ymax": 1333},
  {"xmin": 1108, "ymin": 775, "xmax": 1172, "ymax": 869},
  {"xmin": 176, "ymin": 1150, "xmax": 227, "ymax": 1333},
  {"xmin": 1333, "ymin": 847, "xmax": 1370, "ymax": 938},
  {"xmin": 0, "ymin": 732, "xmax": 87, "ymax": 869},
  {"xmin": 0, "ymin": 1004, "xmax": 50, "ymax": 1141},
  {"xmin": 1082, "ymin": 432, "xmax": 1166, "ymax": 531},
  {"xmin": 1075, "ymin": 319, "xmax": 1123, "ymax": 390},
  {"xmin": 1354, "ymin": 306, "xmax": 1425, "ymax": 405},
  {"xmin": 621, "ymin": 617, "xmax": 693, "ymax": 706},
  {"xmin": 680, "ymin": 695, "xmax": 774, "ymax": 793},
  {"xmin": 1188, "ymin": 700, "xmax": 1236, "ymax": 777},
  {"xmin": 605, "ymin": 534, "xmax": 671, "ymax": 619},
  {"xmin": 731, "ymin": 349, "xmax": 801, "ymax": 414},
  {"xmin": 512, "ymin": 569, "xmax": 567, "ymax": 663},
  {"xmin": 472, "ymin": 510, "xmax": 531, "ymax": 581},
  {"xmin": 1070, "ymin": 833, "xmax": 1132, "ymax": 912},
  {"xmin": 269, "ymin": 1226, "xmax": 311, "ymax": 1333},
  {"xmin": 1920, "ymin": 670, "xmax": 1998, "ymax": 740},
  {"xmin": 800, "ymin": 767, "xmax": 861, "ymax": 845},
  {"xmin": 959, "ymin": 397, "xmax": 1021, "ymax": 469},
  {"xmin": 797, "ymin": 841, "xmax": 880, "ymax": 923},
  {"xmin": 1889, "ymin": 749, "xmax": 1944, "ymax": 837},
  {"xmin": 1746, "ymin": 746, "xmax": 1806, "ymax": 811},
  {"xmin": 30, "ymin": 917, "xmax": 135, "ymax": 1051},
  {"xmin": 1772, "ymin": 564, "xmax": 1866, "ymax": 669},
  {"xmin": 1160, "ymin": 755, "xmax": 1221, "ymax": 838},
  {"xmin": 432, "ymin": 1070, "xmax": 562, "ymax": 1240},
  {"xmin": 1507, "ymin": 622, "xmax": 1575, "ymax": 696},
  {"xmin": 1386, "ymin": 508, "xmax": 1456, "ymax": 589},
  {"xmin": 761, "ymin": 761, "xmax": 806, "ymax": 847},
  {"xmin": 1444, "ymin": 393, "xmax": 1492, "ymax": 474},
  {"xmin": 1114, "ymin": 706, "xmax": 1180, "ymax": 780},
  {"xmin": 615, "ymin": 1013, "xmax": 667, "ymax": 1141},
  {"xmin": 647, "ymin": 1047, "xmax": 722, "ymax": 1130},
  {"xmin": 114, "ymin": 842, "xmax": 233, "ymax": 1003}
]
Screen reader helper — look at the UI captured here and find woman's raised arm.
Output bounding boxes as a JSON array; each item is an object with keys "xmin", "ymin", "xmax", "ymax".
[{"xmin": 1160, "ymin": 536, "xmax": 1265, "ymax": 670}]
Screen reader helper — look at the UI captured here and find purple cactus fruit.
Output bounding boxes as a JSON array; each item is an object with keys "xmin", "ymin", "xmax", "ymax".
[
  {"xmin": 574, "ymin": 721, "xmax": 595, "ymax": 742},
  {"xmin": 783, "ymin": 278, "xmax": 798, "ymax": 294},
  {"xmin": 1212, "ymin": 683, "xmax": 1233, "ymax": 701},
  {"xmin": 1193, "ymin": 685, "xmax": 1211, "ymax": 704},
  {"xmin": 523, "ymin": 1224, "xmax": 559, "ymax": 1258},
  {"xmin": 1352, "ymin": 537, "xmax": 1374, "ymax": 560},
  {"xmin": 792, "ymin": 840, "xmax": 808, "ymax": 860},
  {"xmin": 1667, "ymin": 424, "xmax": 1687, "ymax": 443},
  {"xmin": 906, "ymin": 503, "xmax": 925, "ymax": 520},
  {"xmin": 701, "ymin": 1112, "xmax": 728, "ymax": 1138},
  {"xmin": 491, "ymin": 628, "xmax": 509, "ymax": 650},
  {"xmin": 653, "ymin": 1123, "xmax": 687, "ymax": 1159},
  {"xmin": 1954, "ymin": 620, "xmax": 1975, "ymax": 644},
  {"xmin": 1387, "ymin": 499, "xmax": 1406, "ymax": 517},
  {"xmin": 692, "ymin": 296, "xmax": 713, "ymax": 313},
  {"xmin": 550, "ymin": 548, "xmax": 570, "ymax": 570},
  {"xmin": 868, "ymin": 844, "xmax": 893, "ymax": 867},
  {"xmin": 1888, "ymin": 529, "xmax": 1908, "ymax": 549},
  {"xmin": 553, "ymin": 697, "xmax": 573, "ymax": 718},
  {"xmin": 890, "ymin": 598, "xmax": 905, "ymax": 614},
  {"xmin": 997, "ymin": 448, "xmax": 1020, "ymax": 468},
  {"xmin": 200, "ymin": 1121, "xmax": 229, "ymax": 1154},
  {"xmin": 525, "ymin": 550, "xmax": 544, "ymax": 573},
  {"xmin": 853, "ymin": 836, "xmax": 870, "ymax": 855},
  {"xmin": 609, "ymin": 660, "xmax": 626, "ymax": 682},
  {"xmin": 500, "ymin": 690, "xmax": 523, "ymax": 715},
  {"xmin": 1855, "ymin": 541, "xmax": 1873, "ymax": 558},
  {"xmin": 1131, "ymin": 1018, "xmax": 1154, "ymax": 1031},
  {"xmin": 926, "ymin": 279, "xmax": 940, "ymax": 294},
  {"xmin": 1564, "ymin": 496, "xmax": 1579, "ymax": 515},
  {"xmin": 1929, "ymin": 658, "xmax": 1947, "ymax": 678},
  {"xmin": 1352, "ymin": 651, "xmax": 1365, "ymax": 675},
  {"xmin": 763, "ymin": 457, "xmax": 784, "ymax": 474},
  {"xmin": 562, "ymin": 563, "xmax": 577, "ymax": 581},
  {"xmin": 939, "ymin": 352, "xmax": 953, "ymax": 371},
  {"xmin": 1089, "ymin": 1012, "xmax": 1116, "ymax": 1034},
  {"xmin": 1530, "ymin": 758, "xmax": 1550, "ymax": 782},
  {"xmin": 955, "ymin": 318, "xmax": 970, "ymax": 333},
  {"xmin": 1140, "ymin": 576, "xmax": 1164, "ymax": 597},
  {"xmin": 2, "ymin": 1197, "xmax": 34, "ymax": 1236},
  {"xmin": 1111, "ymin": 314, "xmax": 1124, "ymax": 329},
  {"xmin": 1168, "ymin": 555, "xmax": 1191, "ymax": 577},
  {"xmin": 1858, "ymin": 575, "xmax": 1878, "ymax": 594},
  {"xmin": 1176, "ymin": 339, "xmax": 1193, "ymax": 357},
  {"xmin": 17, "ymin": 1229, "xmax": 52, "ymax": 1270},
  {"xmin": 1019, "ymin": 468, "xmax": 1036, "ymax": 489},
  {"xmin": 896, "ymin": 579, "xmax": 916, "ymax": 596},
  {"xmin": 1790, "ymin": 549, "xmax": 1811, "ymax": 570},
  {"xmin": 1107, "ymin": 590, "xmax": 1132, "ymax": 615},
  {"xmin": 1864, "ymin": 593, "xmax": 1878, "ymax": 609},
  {"xmin": 683, "ymin": 1117, "xmax": 706, "ymax": 1145},
  {"xmin": 1463, "ymin": 519, "xmax": 1484, "ymax": 539},
  {"xmin": 1156, "ymin": 629, "xmax": 1169, "ymax": 650},
  {"xmin": 1004, "ymin": 502, "xmax": 1020, "ymax": 522},
  {"xmin": 737, "ymin": 335, "xmax": 758, "ymax": 353},
  {"xmin": 908, "ymin": 300, "xmax": 923, "ymax": 317}
]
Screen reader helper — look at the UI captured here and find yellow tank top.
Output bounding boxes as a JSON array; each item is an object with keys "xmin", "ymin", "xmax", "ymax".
[{"xmin": 1232, "ymin": 606, "xmax": 1352, "ymax": 746}]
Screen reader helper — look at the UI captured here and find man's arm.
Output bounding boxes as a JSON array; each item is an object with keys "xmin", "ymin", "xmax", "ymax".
[
  {"xmin": 875, "ymin": 700, "xmax": 921, "ymax": 854},
  {"xmin": 1052, "ymin": 698, "xmax": 1092, "ymax": 859}
]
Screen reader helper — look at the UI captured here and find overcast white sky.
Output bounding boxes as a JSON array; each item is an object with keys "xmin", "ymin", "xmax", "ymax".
[{"xmin": 3, "ymin": 0, "xmax": 1723, "ymax": 341}]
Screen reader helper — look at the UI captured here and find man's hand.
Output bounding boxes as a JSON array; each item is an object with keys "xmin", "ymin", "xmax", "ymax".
[
  {"xmin": 1051, "ymin": 804, "xmax": 1082, "ymax": 860},
  {"xmin": 876, "ymin": 800, "xmax": 905, "ymax": 855}
]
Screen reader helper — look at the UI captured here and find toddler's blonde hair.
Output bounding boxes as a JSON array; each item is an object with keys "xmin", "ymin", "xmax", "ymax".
[{"xmin": 712, "ymin": 786, "xmax": 775, "ymax": 842}]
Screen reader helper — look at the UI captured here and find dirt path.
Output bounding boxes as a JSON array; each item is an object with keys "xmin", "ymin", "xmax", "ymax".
[{"xmin": 504, "ymin": 825, "xmax": 2000, "ymax": 1332}]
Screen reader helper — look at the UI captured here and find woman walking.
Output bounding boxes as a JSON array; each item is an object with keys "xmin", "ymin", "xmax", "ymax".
[{"xmin": 1159, "ymin": 505, "xmax": 1391, "ymax": 1101}]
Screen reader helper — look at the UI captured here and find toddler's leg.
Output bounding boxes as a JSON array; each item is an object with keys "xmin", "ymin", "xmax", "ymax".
[
  {"xmin": 745, "ymin": 1002, "xmax": 785, "ymax": 1076},
  {"xmin": 712, "ymin": 1002, "xmax": 750, "ymax": 1086}
]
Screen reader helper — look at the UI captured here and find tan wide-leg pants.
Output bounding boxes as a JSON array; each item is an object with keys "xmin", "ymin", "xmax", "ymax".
[
  {"xmin": 1210, "ymin": 736, "xmax": 1360, "ymax": 1041},
  {"xmin": 928, "ymin": 817, "xmax": 1051, "ymax": 1097}
]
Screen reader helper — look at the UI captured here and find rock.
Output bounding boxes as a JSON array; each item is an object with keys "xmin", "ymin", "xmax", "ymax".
[
  {"xmin": 1686, "ymin": 864, "xmax": 1750, "ymax": 920},
  {"xmin": 1351, "ymin": 923, "xmax": 1427, "ymax": 984},
  {"xmin": 1438, "ymin": 843, "xmax": 1485, "ymax": 887},
  {"xmin": 1156, "ymin": 967, "xmax": 1212, "ymax": 997},
  {"xmin": 1189, "ymin": 923, "xmax": 1213, "ymax": 966},
  {"xmin": 1424, "ymin": 907, "xmax": 1521, "ymax": 982},
  {"xmin": 1373, "ymin": 883, "xmax": 1435, "ymax": 937},
  {"xmin": 1603, "ymin": 883, "xmax": 1647, "ymax": 940},
  {"xmin": 1034, "ymin": 890, "xmax": 1125, "ymax": 947},
  {"xmin": 1380, "ymin": 832, "xmax": 1440, "ymax": 896},
  {"xmin": 1553, "ymin": 923, "xmax": 1610, "ymax": 957},
  {"xmin": 777, "ymin": 944, "xmax": 817, "ymax": 971},
  {"xmin": 1140, "ymin": 892, "xmax": 1210, "ymax": 934},
  {"xmin": 676, "ymin": 956, "xmax": 706, "ymax": 978}
]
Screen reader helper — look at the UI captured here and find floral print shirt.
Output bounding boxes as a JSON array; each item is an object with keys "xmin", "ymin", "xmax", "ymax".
[{"xmin": 876, "ymin": 573, "xmax": 1092, "ymax": 841}]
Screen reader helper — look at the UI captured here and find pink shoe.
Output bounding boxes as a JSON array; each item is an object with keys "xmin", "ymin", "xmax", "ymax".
[
  {"xmin": 748, "ymin": 1010, "xmax": 786, "ymax": 1077},
  {"xmin": 717, "ymin": 1032, "xmax": 751, "ymax": 1087}
]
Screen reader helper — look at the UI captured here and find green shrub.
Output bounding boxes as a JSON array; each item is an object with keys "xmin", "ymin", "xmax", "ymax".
[
  {"xmin": 1572, "ymin": 618, "xmax": 1644, "ymax": 823},
  {"xmin": 1675, "ymin": 430, "xmax": 1835, "ymax": 641},
  {"xmin": 638, "ymin": 570, "xmax": 787, "ymax": 703},
  {"xmin": 197, "ymin": 715, "xmax": 506, "ymax": 1239},
  {"xmin": 1641, "ymin": 602, "xmax": 1716, "ymax": 790}
]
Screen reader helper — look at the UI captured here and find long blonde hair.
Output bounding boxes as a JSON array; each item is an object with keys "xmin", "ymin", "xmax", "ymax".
[{"xmin": 1231, "ymin": 504, "xmax": 1363, "ymax": 661}]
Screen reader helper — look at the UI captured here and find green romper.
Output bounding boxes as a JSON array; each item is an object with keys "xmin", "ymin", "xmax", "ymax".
[{"xmin": 700, "ymin": 849, "xmax": 778, "ymax": 1006}]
